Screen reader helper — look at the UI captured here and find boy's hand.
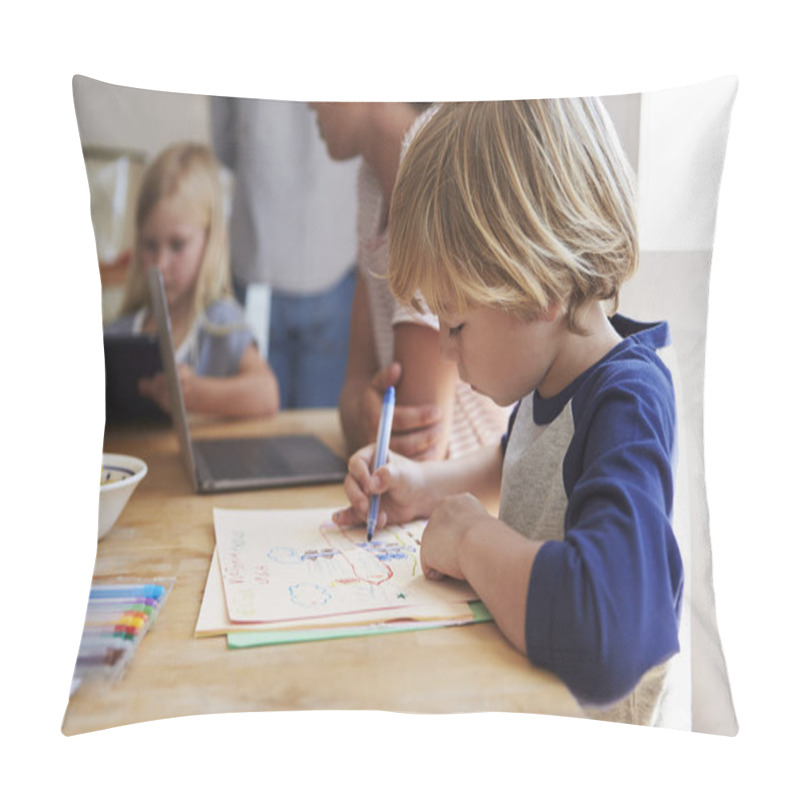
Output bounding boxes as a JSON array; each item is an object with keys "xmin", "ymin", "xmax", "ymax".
[
  {"xmin": 420, "ymin": 493, "xmax": 490, "ymax": 581},
  {"xmin": 333, "ymin": 445, "xmax": 425, "ymax": 531},
  {"xmin": 365, "ymin": 363, "xmax": 444, "ymax": 460}
]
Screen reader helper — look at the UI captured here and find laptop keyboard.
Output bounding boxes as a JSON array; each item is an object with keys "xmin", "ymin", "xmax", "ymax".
[
  {"xmin": 195, "ymin": 435, "xmax": 343, "ymax": 481},
  {"xmin": 195, "ymin": 438, "xmax": 290, "ymax": 480}
]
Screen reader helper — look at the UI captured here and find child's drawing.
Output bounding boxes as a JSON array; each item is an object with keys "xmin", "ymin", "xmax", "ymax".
[
  {"xmin": 288, "ymin": 583, "xmax": 332, "ymax": 608},
  {"xmin": 214, "ymin": 507, "xmax": 477, "ymax": 623}
]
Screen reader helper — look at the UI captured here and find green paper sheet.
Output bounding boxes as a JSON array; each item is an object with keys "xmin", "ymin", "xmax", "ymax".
[{"xmin": 226, "ymin": 600, "xmax": 492, "ymax": 649}]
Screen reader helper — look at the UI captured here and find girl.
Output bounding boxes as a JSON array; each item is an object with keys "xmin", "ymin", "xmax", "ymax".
[{"xmin": 105, "ymin": 143, "xmax": 279, "ymax": 418}]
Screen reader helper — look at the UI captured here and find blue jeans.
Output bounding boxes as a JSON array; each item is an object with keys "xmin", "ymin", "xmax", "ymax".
[{"xmin": 235, "ymin": 267, "xmax": 356, "ymax": 409}]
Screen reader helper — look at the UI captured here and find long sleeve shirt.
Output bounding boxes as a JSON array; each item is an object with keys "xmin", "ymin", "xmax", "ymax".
[{"xmin": 499, "ymin": 316, "xmax": 683, "ymax": 715}]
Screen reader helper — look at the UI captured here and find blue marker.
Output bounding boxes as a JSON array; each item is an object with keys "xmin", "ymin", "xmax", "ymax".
[{"xmin": 367, "ymin": 386, "xmax": 395, "ymax": 542}]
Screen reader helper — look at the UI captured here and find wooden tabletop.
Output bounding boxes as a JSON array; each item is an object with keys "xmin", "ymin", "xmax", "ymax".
[{"xmin": 62, "ymin": 409, "xmax": 582, "ymax": 735}]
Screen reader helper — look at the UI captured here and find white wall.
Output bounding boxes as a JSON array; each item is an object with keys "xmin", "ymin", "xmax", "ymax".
[
  {"xmin": 602, "ymin": 92, "xmax": 641, "ymax": 172},
  {"xmin": 73, "ymin": 75, "xmax": 643, "ymax": 171},
  {"xmin": 73, "ymin": 75, "xmax": 211, "ymax": 157},
  {"xmin": 637, "ymin": 77, "xmax": 738, "ymax": 251},
  {"xmin": 615, "ymin": 76, "xmax": 739, "ymax": 735}
]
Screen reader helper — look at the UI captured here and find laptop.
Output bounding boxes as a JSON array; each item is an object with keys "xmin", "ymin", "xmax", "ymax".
[
  {"xmin": 147, "ymin": 268, "xmax": 348, "ymax": 493},
  {"xmin": 104, "ymin": 332, "xmax": 168, "ymax": 423}
]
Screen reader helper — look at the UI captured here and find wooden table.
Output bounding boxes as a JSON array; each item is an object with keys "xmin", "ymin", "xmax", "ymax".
[{"xmin": 62, "ymin": 410, "xmax": 583, "ymax": 735}]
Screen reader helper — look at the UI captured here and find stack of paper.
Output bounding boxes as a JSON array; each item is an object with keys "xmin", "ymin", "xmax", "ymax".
[{"xmin": 195, "ymin": 507, "xmax": 490, "ymax": 648}]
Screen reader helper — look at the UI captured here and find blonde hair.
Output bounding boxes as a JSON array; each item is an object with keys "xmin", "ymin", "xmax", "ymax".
[
  {"xmin": 118, "ymin": 142, "xmax": 231, "ymax": 320},
  {"xmin": 389, "ymin": 99, "xmax": 638, "ymax": 331}
]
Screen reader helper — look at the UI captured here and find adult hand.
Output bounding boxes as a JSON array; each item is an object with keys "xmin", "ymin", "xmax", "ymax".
[
  {"xmin": 364, "ymin": 363, "xmax": 444, "ymax": 460},
  {"xmin": 420, "ymin": 493, "xmax": 490, "ymax": 581}
]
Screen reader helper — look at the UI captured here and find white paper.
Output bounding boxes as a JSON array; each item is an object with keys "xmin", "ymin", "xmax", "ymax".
[{"xmin": 213, "ymin": 507, "xmax": 478, "ymax": 623}]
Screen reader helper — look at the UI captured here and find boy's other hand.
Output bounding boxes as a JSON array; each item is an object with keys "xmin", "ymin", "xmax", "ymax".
[{"xmin": 420, "ymin": 493, "xmax": 490, "ymax": 582}]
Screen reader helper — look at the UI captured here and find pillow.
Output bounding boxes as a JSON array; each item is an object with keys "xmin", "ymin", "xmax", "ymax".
[
  {"xmin": 613, "ymin": 79, "xmax": 739, "ymax": 735},
  {"xmin": 65, "ymin": 75, "xmax": 737, "ymax": 737}
]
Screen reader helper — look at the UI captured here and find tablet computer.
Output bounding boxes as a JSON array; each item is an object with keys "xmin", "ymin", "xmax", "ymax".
[{"xmin": 103, "ymin": 332, "xmax": 168, "ymax": 423}]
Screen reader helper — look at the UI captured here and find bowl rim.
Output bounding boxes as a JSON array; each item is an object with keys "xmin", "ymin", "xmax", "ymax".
[{"xmin": 100, "ymin": 453, "xmax": 148, "ymax": 493}]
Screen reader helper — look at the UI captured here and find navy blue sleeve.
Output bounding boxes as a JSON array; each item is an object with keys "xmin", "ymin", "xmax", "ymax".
[
  {"xmin": 524, "ymin": 362, "xmax": 683, "ymax": 707},
  {"xmin": 500, "ymin": 401, "xmax": 520, "ymax": 455}
]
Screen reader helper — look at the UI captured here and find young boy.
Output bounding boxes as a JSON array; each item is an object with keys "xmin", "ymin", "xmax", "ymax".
[{"xmin": 333, "ymin": 99, "xmax": 684, "ymax": 725}]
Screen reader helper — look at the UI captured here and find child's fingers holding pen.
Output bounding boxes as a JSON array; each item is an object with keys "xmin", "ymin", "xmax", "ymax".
[
  {"xmin": 341, "ymin": 471, "xmax": 370, "ymax": 519},
  {"xmin": 369, "ymin": 461, "xmax": 396, "ymax": 494},
  {"xmin": 337, "ymin": 444, "xmax": 378, "ymax": 522},
  {"xmin": 334, "ymin": 448, "xmax": 391, "ymax": 529},
  {"xmin": 347, "ymin": 444, "xmax": 377, "ymax": 487},
  {"xmin": 332, "ymin": 504, "xmax": 388, "ymax": 529},
  {"xmin": 332, "ymin": 505, "xmax": 361, "ymax": 527}
]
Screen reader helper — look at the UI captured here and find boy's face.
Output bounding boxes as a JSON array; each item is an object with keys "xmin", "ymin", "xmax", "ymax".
[{"xmin": 437, "ymin": 304, "xmax": 566, "ymax": 406}]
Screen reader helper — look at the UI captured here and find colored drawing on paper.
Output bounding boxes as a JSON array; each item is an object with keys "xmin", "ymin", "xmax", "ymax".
[
  {"xmin": 288, "ymin": 583, "xmax": 332, "ymax": 608},
  {"xmin": 213, "ymin": 507, "xmax": 477, "ymax": 624}
]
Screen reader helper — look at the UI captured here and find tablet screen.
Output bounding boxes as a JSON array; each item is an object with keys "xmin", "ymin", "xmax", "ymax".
[{"xmin": 103, "ymin": 333, "xmax": 168, "ymax": 423}]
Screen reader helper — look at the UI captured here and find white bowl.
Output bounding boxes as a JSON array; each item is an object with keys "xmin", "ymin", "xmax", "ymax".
[{"xmin": 99, "ymin": 453, "xmax": 148, "ymax": 539}]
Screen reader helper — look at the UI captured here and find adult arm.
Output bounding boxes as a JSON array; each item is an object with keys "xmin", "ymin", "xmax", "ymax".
[
  {"xmin": 339, "ymin": 271, "xmax": 380, "ymax": 450},
  {"xmin": 391, "ymin": 322, "xmax": 457, "ymax": 460},
  {"xmin": 339, "ymin": 273, "xmax": 443, "ymax": 457}
]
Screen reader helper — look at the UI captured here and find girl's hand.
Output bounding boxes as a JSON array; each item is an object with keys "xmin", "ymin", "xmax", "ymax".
[
  {"xmin": 333, "ymin": 445, "xmax": 426, "ymax": 531},
  {"xmin": 138, "ymin": 364, "xmax": 196, "ymax": 413},
  {"xmin": 174, "ymin": 363, "xmax": 197, "ymax": 409},
  {"xmin": 138, "ymin": 371, "xmax": 170, "ymax": 412},
  {"xmin": 420, "ymin": 493, "xmax": 491, "ymax": 581}
]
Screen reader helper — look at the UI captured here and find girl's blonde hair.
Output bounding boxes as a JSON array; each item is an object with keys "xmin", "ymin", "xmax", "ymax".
[
  {"xmin": 118, "ymin": 142, "xmax": 231, "ymax": 319},
  {"xmin": 388, "ymin": 99, "xmax": 638, "ymax": 331}
]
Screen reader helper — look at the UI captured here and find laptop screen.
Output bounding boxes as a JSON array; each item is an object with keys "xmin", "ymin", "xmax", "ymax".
[{"xmin": 147, "ymin": 267, "xmax": 201, "ymax": 490}]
